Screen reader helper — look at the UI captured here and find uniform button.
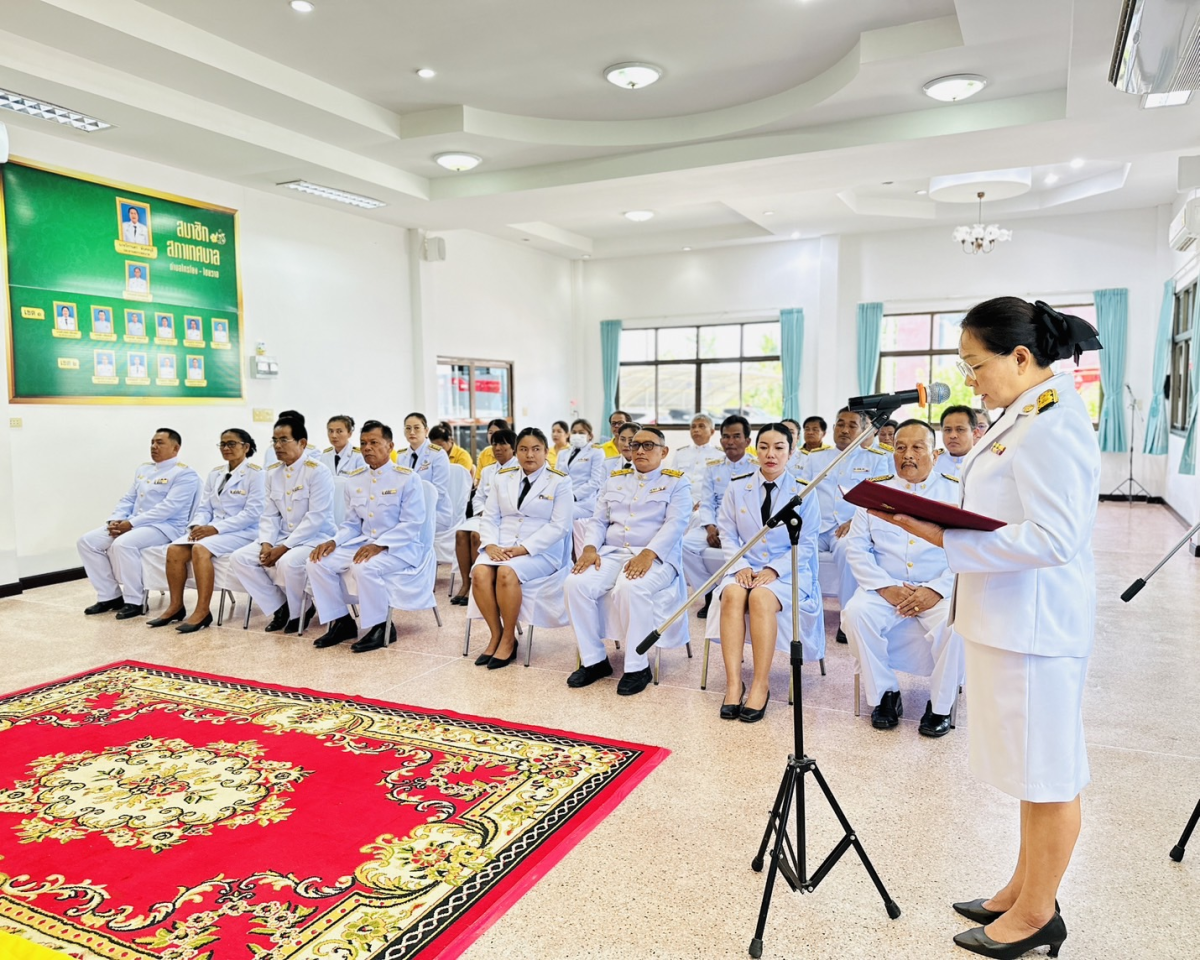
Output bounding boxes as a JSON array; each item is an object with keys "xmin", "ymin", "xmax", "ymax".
[
  {"xmin": 625, "ymin": 525, "xmax": 630, "ymax": 531},
  {"xmin": 372, "ymin": 478, "xmax": 377, "ymax": 484},
  {"xmin": 909, "ymin": 539, "xmax": 915, "ymax": 545},
  {"xmin": 740, "ymin": 508, "xmax": 746, "ymax": 513},
  {"xmin": 371, "ymin": 529, "xmax": 377, "ymax": 535},
  {"xmin": 287, "ymin": 507, "xmax": 292, "ymax": 512},
  {"xmin": 289, "ymin": 523, "xmax": 294, "ymax": 528},
  {"xmin": 907, "ymin": 562, "xmax": 913, "ymax": 568},
  {"xmin": 369, "ymin": 495, "xmax": 375, "ymax": 500}
]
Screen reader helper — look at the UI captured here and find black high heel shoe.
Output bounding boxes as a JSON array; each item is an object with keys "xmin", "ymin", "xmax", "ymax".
[
  {"xmin": 954, "ymin": 899, "xmax": 1061, "ymax": 925},
  {"xmin": 147, "ymin": 608, "xmax": 187, "ymax": 628},
  {"xmin": 474, "ymin": 650, "xmax": 495, "ymax": 666},
  {"xmin": 487, "ymin": 640, "xmax": 518, "ymax": 670},
  {"xmin": 953, "ymin": 913, "xmax": 1066, "ymax": 959},
  {"xmin": 720, "ymin": 682, "xmax": 746, "ymax": 720},
  {"xmin": 176, "ymin": 613, "xmax": 213, "ymax": 634},
  {"xmin": 739, "ymin": 691, "xmax": 770, "ymax": 724}
]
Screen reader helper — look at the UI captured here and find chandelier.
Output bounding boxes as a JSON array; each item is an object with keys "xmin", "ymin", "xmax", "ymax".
[{"xmin": 952, "ymin": 191, "xmax": 1012, "ymax": 254}]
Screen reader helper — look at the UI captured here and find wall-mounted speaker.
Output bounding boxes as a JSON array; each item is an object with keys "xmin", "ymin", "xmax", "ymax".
[{"xmin": 422, "ymin": 236, "xmax": 446, "ymax": 261}]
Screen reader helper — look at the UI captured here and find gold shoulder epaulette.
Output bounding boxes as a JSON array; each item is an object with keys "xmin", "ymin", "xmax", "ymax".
[
  {"xmin": 177, "ymin": 462, "xmax": 188, "ymax": 469},
  {"xmin": 748, "ymin": 456, "xmax": 759, "ymax": 463},
  {"xmin": 795, "ymin": 476, "xmax": 810, "ymax": 485},
  {"xmin": 498, "ymin": 465, "xmax": 519, "ymax": 474},
  {"xmin": 799, "ymin": 448, "xmax": 811, "ymax": 456},
  {"xmin": 352, "ymin": 446, "xmax": 360, "ymax": 452},
  {"xmin": 323, "ymin": 446, "xmax": 333, "ymax": 453},
  {"xmin": 547, "ymin": 467, "xmax": 566, "ymax": 477},
  {"xmin": 592, "ymin": 443, "xmax": 606, "ymax": 450},
  {"xmin": 247, "ymin": 463, "xmax": 262, "ymax": 471},
  {"xmin": 942, "ymin": 473, "xmax": 960, "ymax": 483},
  {"xmin": 305, "ymin": 459, "xmax": 319, "ymax": 468},
  {"xmin": 611, "ymin": 468, "xmax": 633, "ymax": 477},
  {"xmin": 391, "ymin": 464, "xmax": 411, "ymax": 474},
  {"xmin": 1037, "ymin": 389, "xmax": 1059, "ymax": 412},
  {"xmin": 268, "ymin": 462, "xmax": 282, "ymax": 470},
  {"xmin": 346, "ymin": 466, "xmax": 367, "ymax": 476},
  {"xmin": 211, "ymin": 463, "xmax": 225, "ymax": 472},
  {"xmin": 867, "ymin": 447, "xmax": 888, "ymax": 456},
  {"xmin": 706, "ymin": 457, "xmax": 725, "ymax": 466},
  {"xmin": 731, "ymin": 471, "xmax": 755, "ymax": 481},
  {"xmin": 818, "ymin": 444, "xmax": 833, "ymax": 452},
  {"xmin": 868, "ymin": 474, "xmax": 894, "ymax": 483},
  {"xmin": 662, "ymin": 468, "xmax": 684, "ymax": 478},
  {"xmin": 878, "ymin": 443, "xmax": 894, "ymax": 452}
]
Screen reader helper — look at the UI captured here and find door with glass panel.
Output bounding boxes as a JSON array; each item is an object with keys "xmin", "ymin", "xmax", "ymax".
[{"xmin": 436, "ymin": 358, "xmax": 513, "ymax": 460}]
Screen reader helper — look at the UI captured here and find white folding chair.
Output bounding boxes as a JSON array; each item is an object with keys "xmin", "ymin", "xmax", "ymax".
[
  {"xmin": 590, "ymin": 565, "xmax": 694, "ymax": 685},
  {"xmin": 141, "ymin": 545, "xmax": 248, "ymax": 626},
  {"xmin": 435, "ymin": 465, "xmax": 472, "ymax": 561}
]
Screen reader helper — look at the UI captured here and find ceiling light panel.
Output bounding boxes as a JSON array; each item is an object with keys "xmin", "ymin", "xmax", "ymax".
[
  {"xmin": 922, "ymin": 74, "xmax": 987, "ymax": 102},
  {"xmin": 434, "ymin": 152, "xmax": 482, "ymax": 171},
  {"xmin": 604, "ymin": 62, "xmax": 663, "ymax": 89},
  {"xmin": 0, "ymin": 88, "xmax": 112, "ymax": 131},
  {"xmin": 416, "ymin": 68, "xmax": 437, "ymax": 79},
  {"xmin": 289, "ymin": 1, "xmax": 315, "ymax": 12},
  {"xmin": 1143, "ymin": 91, "xmax": 1192, "ymax": 108},
  {"xmin": 278, "ymin": 180, "xmax": 385, "ymax": 208},
  {"xmin": 623, "ymin": 210, "xmax": 655, "ymax": 221}
]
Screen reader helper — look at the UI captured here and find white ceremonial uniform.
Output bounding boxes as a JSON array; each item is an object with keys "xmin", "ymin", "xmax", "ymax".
[
  {"xmin": 170, "ymin": 461, "xmax": 266, "ymax": 556},
  {"xmin": 942, "ymin": 373, "xmax": 1100, "ymax": 801},
  {"xmin": 681, "ymin": 453, "xmax": 757, "ymax": 592},
  {"xmin": 670, "ymin": 442, "xmax": 721, "ymax": 503},
  {"xmin": 122, "ymin": 220, "xmax": 149, "ymax": 245},
  {"xmin": 230, "ymin": 451, "xmax": 337, "ymax": 619},
  {"xmin": 78, "ymin": 457, "xmax": 200, "ymax": 604},
  {"xmin": 565, "ymin": 466, "xmax": 692, "ymax": 672},
  {"xmin": 715, "ymin": 469, "xmax": 825, "ymax": 663},
  {"xmin": 562, "ymin": 442, "xmax": 603, "ymax": 520},
  {"xmin": 934, "ymin": 448, "xmax": 971, "ymax": 480},
  {"xmin": 320, "ymin": 445, "xmax": 366, "ymax": 478},
  {"xmin": 841, "ymin": 472, "xmax": 964, "ymax": 713},
  {"xmin": 401, "ymin": 439, "xmax": 452, "ymax": 531},
  {"xmin": 475, "ymin": 464, "xmax": 573, "ymax": 582},
  {"xmin": 306, "ymin": 463, "xmax": 425, "ymax": 629},
  {"xmin": 589, "ymin": 449, "xmax": 631, "ymax": 495}
]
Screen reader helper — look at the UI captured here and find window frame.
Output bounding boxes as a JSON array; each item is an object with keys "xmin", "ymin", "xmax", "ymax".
[
  {"xmin": 1170, "ymin": 281, "xmax": 1195, "ymax": 436},
  {"xmin": 435, "ymin": 356, "xmax": 514, "ymax": 460}
]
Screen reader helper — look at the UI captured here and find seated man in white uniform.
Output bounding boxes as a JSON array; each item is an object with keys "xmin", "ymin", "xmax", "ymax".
[
  {"xmin": 935, "ymin": 405, "xmax": 978, "ymax": 479},
  {"xmin": 471, "ymin": 427, "xmax": 573, "ymax": 668},
  {"xmin": 230, "ymin": 413, "xmax": 336, "ymax": 633},
  {"xmin": 801, "ymin": 415, "xmax": 828, "ymax": 453},
  {"xmin": 78, "ymin": 427, "xmax": 200, "ymax": 619},
  {"xmin": 841, "ymin": 420, "xmax": 964, "ymax": 736},
  {"xmin": 565, "ymin": 427, "xmax": 691, "ymax": 696},
  {"xmin": 307, "ymin": 420, "xmax": 427, "ymax": 654},
  {"xmin": 670, "ymin": 413, "xmax": 719, "ymax": 490},
  {"xmin": 681, "ymin": 414, "xmax": 757, "ymax": 618}
]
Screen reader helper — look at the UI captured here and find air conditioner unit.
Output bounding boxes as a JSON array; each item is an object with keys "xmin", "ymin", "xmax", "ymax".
[
  {"xmin": 1110, "ymin": 0, "xmax": 1200, "ymax": 95},
  {"xmin": 1169, "ymin": 192, "xmax": 1200, "ymax": 252}
]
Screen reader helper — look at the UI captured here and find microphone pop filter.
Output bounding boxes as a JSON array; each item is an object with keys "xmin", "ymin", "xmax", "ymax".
[{"xmin": 927, "ymin": 382, "xmax": 951, "ymax": 405}]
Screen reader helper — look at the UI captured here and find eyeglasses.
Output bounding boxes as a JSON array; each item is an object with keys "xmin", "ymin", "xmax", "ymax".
[
  {"xmin": 609, "ymin": 419, "xmax": 627, "ymax": 428},
  {"xmin": 270, "ymin": 437, "xmax": 297, "ymax": 446},
  {"xmin": 217, "ymin": 441, "xmax": 246, "ymax": 449},
  {"xmin": 628, "ymin": 441, "xmax": 663, "ymax": 452},
  {"xmin": 955, "ymin": 353, "xmax": 1001, "ymax": 381}
]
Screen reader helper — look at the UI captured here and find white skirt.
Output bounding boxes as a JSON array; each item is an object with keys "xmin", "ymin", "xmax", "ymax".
[
  {"xmin": 964, "ymin": 639, "xmax": 1090, "ymax": 802},
  {"xmin": 167, "ymin": 528, "xmax": 256, "ymax": 558},
  {"xmin": 473, "ymin": 551, "xmax": 558, "ymax": 583}
]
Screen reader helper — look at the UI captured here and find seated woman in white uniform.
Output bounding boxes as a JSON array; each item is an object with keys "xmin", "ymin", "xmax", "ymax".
[
  {"xmin": 149, "ymin": 428, "xmax": 265, "ymax": 632},
  {"xmin": 470, "ymin": 427, "xmax": 573, "ymax": 669},
  {"xmin": 450, "ymin": 428, "xmax": 516, "ymax": 605},
  {"xmin": 396, "ymin": 412, "xmax": 453, "ymax": 531},
  {"xmin": 319, "ymin": 414, "xmax": 366, "ymax": 477},
  {"xmin": 715, "ymin": 423, "xmax": 821, "ymax": 724}
]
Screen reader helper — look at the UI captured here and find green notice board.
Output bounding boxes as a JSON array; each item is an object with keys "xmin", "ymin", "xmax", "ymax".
[{"xmin": 2, "ymin": 160, "xmax": 243, "ymax": 403}]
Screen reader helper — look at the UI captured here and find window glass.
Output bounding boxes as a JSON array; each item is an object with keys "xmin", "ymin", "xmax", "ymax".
[
  {"xmin": 880, "ymin": 314, "xmax": 931, "ymax": 352},
  {"xmin": 620, "ymin": 328, "xmax": 654, "ymax": 363},
  {"xmin": 743, "ymin": 322, "xmax": 781, "ymax": 357},
  {"xmin": 657, "ymin": 327, "xmax": 697, "ymax": 361},
  {"xmin": 657, "ymin": 365, "xmax": 696, "ymax": 425},
  {"xmin": 742, "ymin": 361, "xmax": 783, "ymax": 422},
  {"xmin": 701, "ymin": 362, "xmax": 741, "ymax": 420},
  {"xmin": 618, "ymin": 367, "xmax": 655, "ymax": 424},
  {"xmin": 698, "ymin": 324, "xmax": 741, "ymax": 359}
]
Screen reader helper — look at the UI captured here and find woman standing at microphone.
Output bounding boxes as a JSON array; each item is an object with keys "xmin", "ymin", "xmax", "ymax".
[{"xmin": 873, "ymin": 297, "xmax": 1101, "ymax": 959}]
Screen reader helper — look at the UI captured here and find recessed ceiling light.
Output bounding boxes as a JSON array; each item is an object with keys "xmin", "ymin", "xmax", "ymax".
[
  {"xmin": 682, "ymin": 246, "xmax": 692, "ymax": 251},
  {"xmin": 763, "ymin": 210, "xmax": 775, "ymax": 216},
  {"xmin": 1070, "ymin": 158, "xmax": 1085, "ymax": 169},
  {"xmin": 289, "ymin": 0, "xmax": 315, "ymax": 12},
  {"xmin": 922, "ymin": 74, "xmax": 987, "ymax": 102},
  {"xmin": 915, "ymin": 189, "xmax": 928, "ymax": 195},
  {"xmin": 0, "ymin": 88, "xmax": 112, "ymax": 131},
  {"xmin": 278, "ymin": 180, "xmax": 385, "ymax": 208},
  {"xmin": 790, "ymin": 231, "xmax": 801, "ymax": 239},
  {"xmin": 582, "ymin": 254, "xmax": 591, "ymax": 260},
  {"xmin": 416, "ymin": 68, "xmax": 437, "ymax": 79},
  {"xmin": 1044, "ymin": 173, "xmax": 1059, "ymax": 185},
  {"xmin": 604, "ymin": 62, "xmax": 663, "ymax": 90},
  {"xmin": 1143, "ymin": 90, "xmax": 1192, "ymax": 108},
  {"xmin": 434, "ymin": 152, "xmax": 482, "ymax": 172},
  {"xmin": 881, "ymin": 181, "xmax": 894, "ymax": 185},
  {"xmin": 623, "ymin": 210, "xmax": 655, "ymax": 222}
]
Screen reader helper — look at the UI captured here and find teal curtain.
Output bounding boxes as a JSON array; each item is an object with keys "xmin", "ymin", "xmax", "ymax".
[
  {"xmin": 1094, "ymin": 288, "xmax": 1128, "ymax": 453},
  {"xmin": 1180, "ymin": 289, "xmax": 1200, "ymax": 475},
  {"xmin": 780, "ymin": 308, "xmax": 804, "ymax": 420},
  {"xmin": 1143, "ymin": 280, "xmax": 1174, "ymax": 455},
  {"xmin": 856, "ymin": 302, "xmax": 884, "ymax": 394},
  {"xmin": 600, "ymin": 319, "xmax": 622, "ymax": 423}
]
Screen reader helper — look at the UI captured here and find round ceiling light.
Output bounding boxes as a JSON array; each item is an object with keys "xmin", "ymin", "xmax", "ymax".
[
  {"xmin": 434, "ymin": 152, "xmax": 482, "ymax": 172},
  {"xmin": 416, "ymin": 68, "xmax": 436, "ymax": 79},
  {"xmin": 289, "ymin": 1, "xmax": 315, "ymax": 12},
  {"xmin": 604, "ymin": 62, "xmax": 663, "ymax": 90},
  {"xmin": 623, "ymin": 210, "xmax": 655, "ymax": 222},
  {"xmin": 922, "ymin": 74, "xmax": 987, "ymax": 102}
]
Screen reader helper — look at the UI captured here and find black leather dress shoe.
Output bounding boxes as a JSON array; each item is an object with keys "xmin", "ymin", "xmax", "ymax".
[
  {"xmin": 953, "ymin": 899, "xmax": 1061, "ymax": 925},
  {"xmin": 264, "ymin": 606, "xmax": 291, "ymax": 632},
  {"xmin": 919, "ymin": 700, "xmax": 953, "ymax": 738},
  {"xmin": 451, "ymin": 595, "xmax": 469, "ymax": 606},
  {"xmin": 114, "ymin": 602, "xmax": 146, "ymax": 620},
  {"xmin": 696, "ymin": 591, "xmax": 713, "ymax": 620},
  {"xmin": 836, "ymin": 628, "xmax": 848, "ymax": 644},
  {"xmin": 720, "ymin": 682, "xmax": 746, "ymax": 720},
  {"xmin": 871, "ymin": 690, "xmax": 903, "ymax": 729},
  {"xmin": 314, "ymin": 614, "xmax": 358, "ymax": 649},
  {"xmin": 351, "ymin": 622, "xmax": 391, "ymax": 653},
  {"xmin": 953, "ymin": 913, "xmax": 1066, "ymax": 958},
  {"xmin": 147, "ymin": 607, "xmax": 187, "ymax": 627},
  {"xmin": 284, "ymin": 606, "xmax": 315, "ymax": 635},
  {"xmin": 176, "ymin": 613, "xmax": 213, "ymax": 634},
  {"xmin": 567, "ymin": 658, "xmax": 613, "ymax": 688},
  {"xmin": 487, "ymin": 640, "xmax": 519, "ymax": 670},
  {"xmin": 739, "ymin": 692, "xmax": 770, "ymax": 723},
  {"xmin": 616, "ymin": 667, "xmax": 653, "ymax": 696},
  {"xmin": 84, "ymin": 597, "xmax": 124, "ymax": 615}
]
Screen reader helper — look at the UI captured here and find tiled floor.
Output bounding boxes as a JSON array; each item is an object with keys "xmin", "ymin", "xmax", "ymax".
[{"xmin": 3, "ymin": 502, "xmax": 1198, "ymax": 958}]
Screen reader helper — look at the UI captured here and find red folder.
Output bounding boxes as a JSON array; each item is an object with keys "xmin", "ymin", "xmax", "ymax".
[{"xmin": 840, "ymin": 481, "xmax": 1005, "ymax": 531}]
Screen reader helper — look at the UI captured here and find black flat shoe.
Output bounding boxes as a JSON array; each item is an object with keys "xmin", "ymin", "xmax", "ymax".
[
  {"xmin": 264, "ymin": 605, "xmax": 291, "ymax": 632},
  {"xmin": 474, "ymin": 652, "xmax": 495, "ymax": 666},
  {"xmin": 871, "ymin": 689, "xmax": 903, "ymax": 729},
  {"xmin": 919, "ymin": 699, "xmax": 953, "ymax": 738},
  {"xmin": 351, "ymin": 623, "xmax": 395, "ymax": 653},
  {"xmin": 953, "ymin": 913, "xmax": 1066, "ymax": 958},
  {"xmin": 954, "ymin": 899, "xmax": 1062, "ymax": 925},
  {"xmin": 487, "ymin": 640, "xmax": 519, "ymax": 670},
  {"xmin": 616, "ymin": 667, "xmax": 653, "ymax": 696},
  {"xmin": 147, "ymin": 608, "xmax": 187, "ymax": 627},
  {"xmin": 567, "ymin": 658, "xmax": 613, "ymax": 688},
  {"xmin": 451, "ymin": 595, "xmax": 469, "ymax": 606},
  {"xmin": 836, "ymin": 628, "xmax": 848, "ymax": 644},
  {"xmin": 720, "ymin": 682, "xmax": 746, "ymax": 720},
  {"xmin": 739, "ymin": 691, "xmax": 770, "ymax": 723},
  {"xmin": 176, "ymin": 613, "xmax": 213, "ymax": 634},
  {"xmin": 696, "ymin": 591, "xmax": 713, "ymax": 620},
  {"xmin": 314, "ymin": 614, "xmax": 358, "ymax": 649},
  {"xmin": 84, "ymin": 597, "xmax": 124, "ymax": 615}
]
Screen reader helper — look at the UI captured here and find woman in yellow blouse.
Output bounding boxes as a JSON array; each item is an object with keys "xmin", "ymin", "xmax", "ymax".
[
  {"xmin": 430, "ymin": 422, "xmax": 474, "ymax": 472},
  {"xmin": 548, "ymin": 420, "xmax": 571, "ymax": 469},
  {"xmin": 473, "ymin": 418, "xmax": 514, "ymax": 483}
]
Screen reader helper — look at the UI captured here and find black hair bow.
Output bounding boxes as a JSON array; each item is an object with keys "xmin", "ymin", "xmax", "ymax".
[{"xmin": 1033, "ymin": 301, "xmax": 1103, "ymax": 364}]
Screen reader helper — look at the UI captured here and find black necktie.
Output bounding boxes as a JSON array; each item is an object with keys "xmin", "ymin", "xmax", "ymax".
[
  {"xmin": 623, "ymin": 460, "xmax": 631, "ymax": 470},
  {"xmin": 333, "ymin": 453, "xmax": 340, "ymax": 472},
  {"xmin": 761, "ymin": 481, "xmax": 776, "ymax": 525},
  {"xmin": 568, "ymin": 447, "xmax": 580, "ymax": 466},
  {"xmin": 217, "ymin": 472, "xmax": 232, "ymax": 495},
  {"xmin": 410, "ymin": 451, "xmax": 418, "ymax": 468},
  {"xmin": 518, "ymin": 477, "xmax": 531, "ymax": 508}
]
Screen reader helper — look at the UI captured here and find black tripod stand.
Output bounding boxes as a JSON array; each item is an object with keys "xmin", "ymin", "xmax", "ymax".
[
  {"xmin": 1107, "ymin": 384, "xmax": 1150, "ymax": 502},
  {"xmin": 1170, "ymin": 798, "xmax": 1200, "ymax": 862}
]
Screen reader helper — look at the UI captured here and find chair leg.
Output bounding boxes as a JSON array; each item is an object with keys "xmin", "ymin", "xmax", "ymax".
[
  {"xmin": 950, "ymin": 684, "xmax": 961, "ymax": 728},
  {"xmin": 217, "ymin": 590, "xmax": 227, "ymax": 627},
  {"xmin": 463, "ymin": 619, "xmax": 472, "ymax": 657},
  {"xmin": 243, "ymin": 596, "xmax": 253, "ymax": 629},
  {"xmin": 432, "ymin": 604, "xmax": 442, "ymax": 628},
  {"xmin": 448, "ymin": 568, "xmax": 456, "ymax": 597},
  {"xmin": 385, "ymin": 608, "xmax": 395, "ymax": 646},
  {"xmin": 525, "ymin": 626, "xmax": 534, "ymax": 667},
  {"xmin": 685, "ymin": 641, "xmax": 693, "ymax": 659},
  {"xmin": 700, "ymin": 638, "xmax": 711, "ymax": 690},
  {"xmin": 653, "ymin": 647, "xmax": 660, "ymax": 685},
  {"xmin": 819, "ymin": 657, "xmax": 826, "ymax": 676},
  {"xmin": 854, "ymin": 673, "xmax": 861, "ymax": 717},
  {"xmin": 516, "ymin": 623, "xmax": 524, "ymax": 637}
]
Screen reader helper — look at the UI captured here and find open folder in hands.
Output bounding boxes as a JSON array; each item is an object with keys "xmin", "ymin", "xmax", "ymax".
[{"xmin": 839, "ymin": 481, "xmax": 1005, "ymax": 531}]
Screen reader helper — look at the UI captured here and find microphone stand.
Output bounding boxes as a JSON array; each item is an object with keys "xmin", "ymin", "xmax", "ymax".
[
  {"xmin": 1107, "ymin": 384, "xmax": 1150, "ymax": 503},
  {"xmin": 637, "ymin": 408, "xmax": 902, "ymax": 958}
]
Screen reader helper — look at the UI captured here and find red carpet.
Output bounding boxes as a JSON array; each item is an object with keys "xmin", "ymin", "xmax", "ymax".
[{"xmin": 0, "ymin": 662, "xmax": 668, "ymax": 958}]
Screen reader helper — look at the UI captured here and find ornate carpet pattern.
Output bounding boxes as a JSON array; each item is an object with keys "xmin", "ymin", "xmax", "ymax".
[{"xmin": 0, "ymin": 662, "xmax": 668, "ymax": 959}]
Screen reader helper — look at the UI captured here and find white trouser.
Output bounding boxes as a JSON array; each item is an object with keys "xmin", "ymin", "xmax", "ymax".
[
  {"xmin": 841, "ymin": 589, "xmax": 963, "ymax": 714},
  {"xmin": 229, "ymin": 543, "xmax": 310, "ymax": 619},
  {"xmin": 564, "ymin": 549, "xmax": 677, "ymax": 672},
  {"xmin": 78, "ymin": 525, "xmax": 171, "ymax": 604},
  {"xmin": 830, "ymin": 533, "xmax": 859, "ymax": 609},
  {"xmin": 681, "ymin": 527, "xmax": 722, "ymax": 594},
  {"xmin": 352, "ymin": 552, "xmax": 413, "ymax": 629},
  {"xmin": 307, "ymin": 545, "xmax": 403, "ymax": 629}
]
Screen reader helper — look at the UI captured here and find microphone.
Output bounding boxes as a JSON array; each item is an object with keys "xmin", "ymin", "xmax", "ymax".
[{"xmin": 847, "ymin": 382, "xmax": 950, "ymax": 413}]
